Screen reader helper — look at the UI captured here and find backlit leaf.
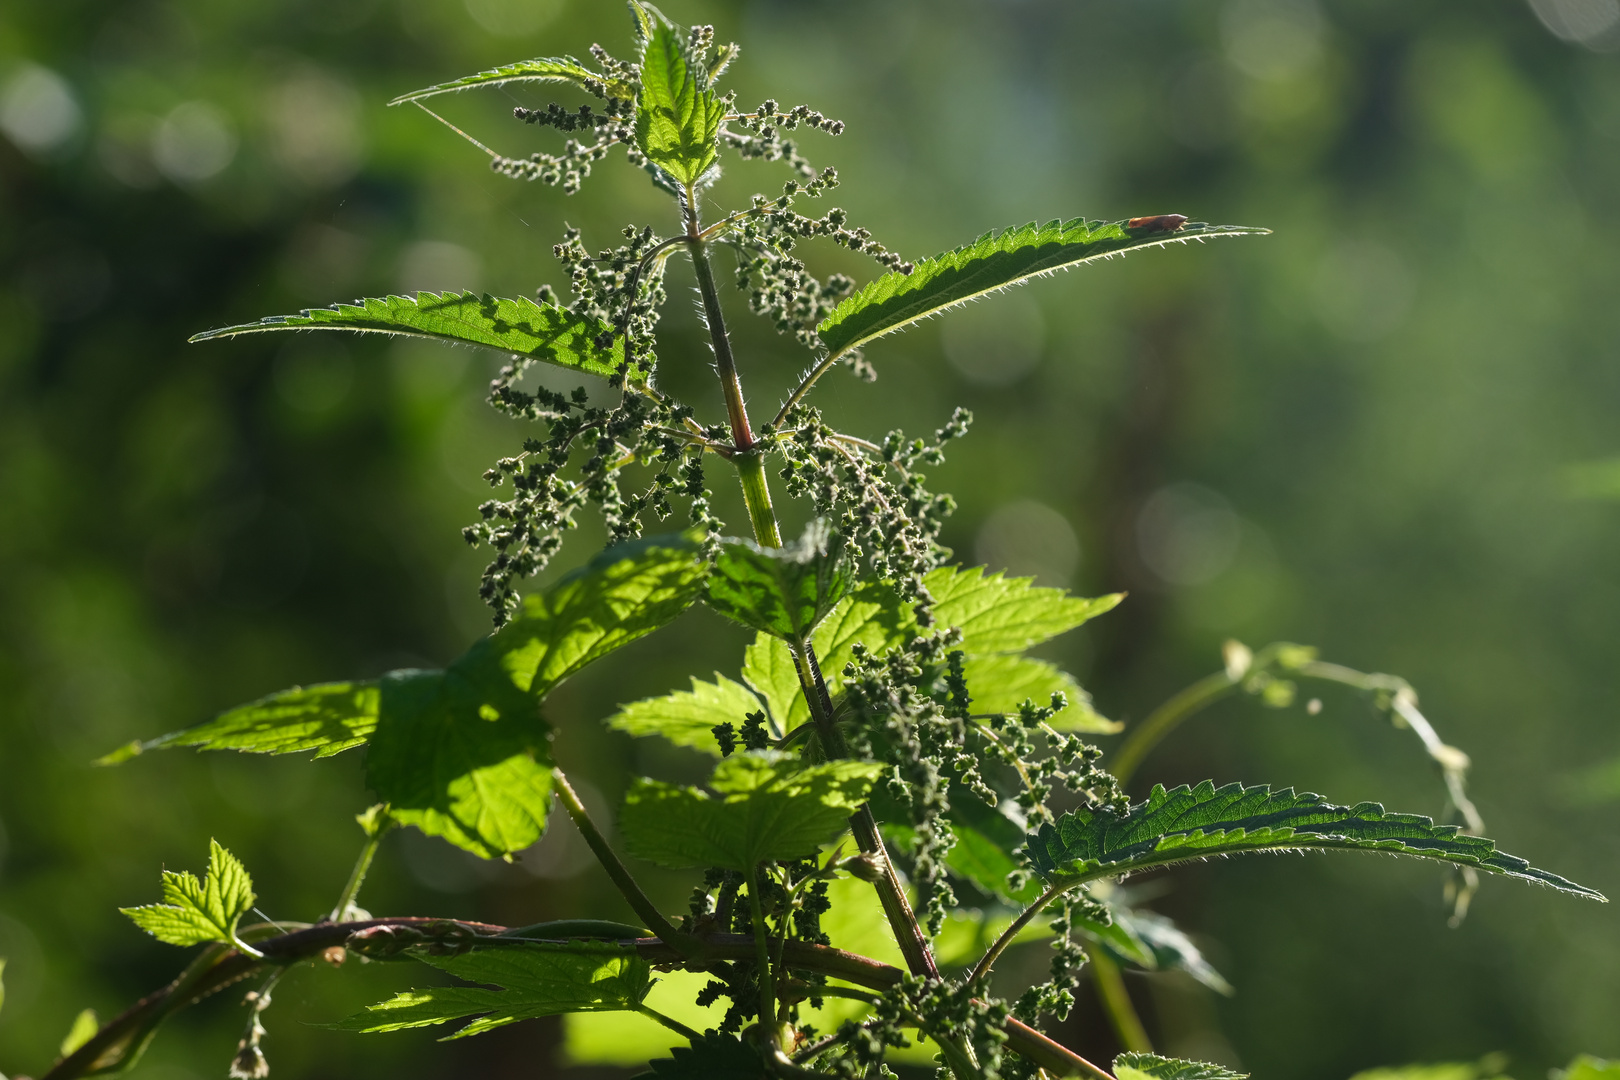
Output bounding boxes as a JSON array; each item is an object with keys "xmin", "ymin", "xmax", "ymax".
[
  {"xmin": 191, "ymin": 292, "xmax": 640, "ymax": 382},
  {"xmin": 97, "ymin": 681, "xmax": 378, "ymax": 764},
  {"xmin": 608, "ymin": 673, "xmax": 765, "ymax": 752},
  {"xmin": 960, "ymin": 654, "xmax": 1118, "ymax": 733},
  {"xmin": 634, "ymin": 15, "xmax": 725, "ymax": 186},
  {"xmin": 929, "ymin": 568, "xmax": 1121, "ymax": 656},
  {"xmin": 1026, "ymin": 781, "xmax": 1606, "ymax": 898},
  {"xmin": 1556, "ymin": 1056, "xmax": 1620, "ymax": 1080},
  {"xmin": 1115, "ymin": 1052, "xmax": 1247, "ymax": 1080},
  {"xmin": 705, "ymin": 521, "xmax": 855, "ymax": 642},
  {"xmin": 60, "ymin": 1009, "xmax": 100, "ymax": 1058},
  {"xmin": 1076, "ymin": 905, "xmax": 1232, "ymax": 995},
  {"xmin": 121, "ymin": 839, "xmax": 257, "ymax": 949},
  {"xmin": 620, "ymin": 752, "xmax": 883, "ymax": 869},
  {"xmin": 388, "ymin": 57, "xmax": 632, "ymax": 106},
  {"xmin": 336, "ymin": 942, "xmax": 651, "ymax": 1038},
  {"xmin": 817, "ymin": 218, "xmax": 1269, "ymax": 360}
]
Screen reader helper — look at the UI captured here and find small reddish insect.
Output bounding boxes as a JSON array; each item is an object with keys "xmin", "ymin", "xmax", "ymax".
[{"xmin": 1126, "ymin": 214, "xmax": 1188, "ymax": 233}]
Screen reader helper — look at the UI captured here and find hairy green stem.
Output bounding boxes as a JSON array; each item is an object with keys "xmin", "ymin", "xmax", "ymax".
[
  {"xmin": 737, "ymin": 450, "xmax": 783, "ymax": 547},
  {"xmin": 330, "ymin": 818, "xmax": 393, "ymax": 922},
  {"xmin": 552, "ymin": 768, "xmax": 689, "ymax": 951},
  {"xmin": 968, "ymin": 884, "xmax": 1063, "ymax": 986},
  {"xmin": 792, "ymin": 640, "xmax": 941, "ymax": 981},
  {"xmin": 746, "ymin": 864, "xmax": 779, "ymax": 1047},
  {"xmin": 687, "ymin": 231, "xmax": 755, "ymax": 452},
  {"xmin": 1086, "ymin": 946, "xmax": 1153, "ymax": 1053},
  {"xmin": 638, "ymin": 1004, "xmax": 703, "ymax": 1041}
]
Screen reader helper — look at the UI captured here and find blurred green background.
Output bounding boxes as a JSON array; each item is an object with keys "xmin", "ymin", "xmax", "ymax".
[{"xmin": 2, "ymin": 0, "xmax": 1618, "ymax": 1078}]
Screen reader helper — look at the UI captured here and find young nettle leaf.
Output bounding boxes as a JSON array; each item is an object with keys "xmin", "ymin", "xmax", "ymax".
[
  {"xmin": 388, "ymin": 57, "xmax": 634, "ymax": 106},
  {"xmin": 610, "ymin": 672, "xmax": 764, "ymax": 752},
  {"xmin": 705, "ymin": 520, "xmax": 855, "ymax": 643},
  {"xmin": 97, "ymin": 681, "xmax": 379, "ymax": 764},
  {"xmin": 636, "ymin": 1031, "xmax": 769, "ymax": 1080},
  {"xmin": 120, "ymin": 840, "xmax": 259, "ymax": 954},
  {"xmin": 336, "ymin": 942, "xmax": 652, "ymax": 1039},
  {"xmin": 190, "ymin": 293, "xmax": 642, "ymax": 383},
  {"xmin": 1114, "ymin": 1052, "xmax": 1248, "ymax": 1080},
  {"xmin": 1025, "ymin": 781, "xmax": 1606, "ymax": 898},
  {"xmin": 633, "ymin": 12, "xmax": 725, "ymax": 187},
  {"xmin": 620, "ymin": 751, "xmax": 883, "ymax": 869},
  {"xmin": 816, "ymin": 218, "xmax": 1270, "ymax": 360}
]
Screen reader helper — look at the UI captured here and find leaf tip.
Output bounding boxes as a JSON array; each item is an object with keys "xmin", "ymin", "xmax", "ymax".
[{"xmin": 94, "ymin": 740, "xmax": 144, "ymax": 766}]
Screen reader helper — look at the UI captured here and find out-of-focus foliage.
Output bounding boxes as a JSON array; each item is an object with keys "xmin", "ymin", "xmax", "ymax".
[{"xmin": 1, "ymin": 1, "xmax": 1618, "ymax": 1079}]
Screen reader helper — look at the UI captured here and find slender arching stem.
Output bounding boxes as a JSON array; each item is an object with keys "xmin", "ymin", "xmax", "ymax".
[
  {"xmin": 330, "ymin": 815, "xmax": 394, "ymax": 922},
  {"xmin": 773, "ymin": 349, "xmax": 848, "ymax": 429},
  {"xmin": 967, "ymin": 883, "xmax": 1064, "ymax": 986},
  {"xmin": 551, "ymin": 768, "xmax": 691, "ymax": 952},
  {"xmin": 1085, "ymin": 946, "xmax": 1153, "ymax": 1053},
  {"xmin": 637, "ymin": 1005, "xmax": 703, "ymax": 1041},
  {"xmin": 1109, "ymin": 671, "xmax": 1238, "ymax": 785}
]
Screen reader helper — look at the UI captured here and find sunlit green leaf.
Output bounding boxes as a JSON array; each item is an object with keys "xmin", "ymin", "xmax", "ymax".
[
  {"xmin": 97, "ymin": 681, "xmax": 379, "ymax": 764},
  {"xmin": 1555, "ymin": 1056, "xmax": 1620, "ymax": 1080},
  {"xmin": 930, "ymin": 568, "xmax": 1121, "ymax": 656},
  {"xmin": 705, "ymin": 521, "xmax": 855, "ymax": 642},
  {"xmin": 608, "ymin": 672, "xmax": 765, "ymax": 752},
  {"xmin": 1027, "ymin": 781, "xmax": 1606, "ymax": 898},
  {"xmin": 817, "ymin": 218, "xmax": 1269, "ymax": 359},
  {"xmin": 388, "ymin": 57, "xmax": 632, "ymax": 106},
  {"xmin": 636, "ymin": 1031, "xmax": 768, "ymax": 1080},
  {"xmin": 120, "ymin": 840, "xmax": 257, "ymax": 949},
  {"xmin": 620, "ymin": 752, "xmax": 883, "ymax": 869},
  {"xmin": 741, "ymin": 634, "xmax": 804, "ymax": 732},
  {"xmin": 60, "ymin": 1009, "xmax": 100, "ymax": 1058},
  {"xmin": 336, "ymin": 942, "xmax": 651, "ymax": 1038},
  {"xmin": 191, "ymin": 292, "xmax": 641, "ymax": 382},
  {"xmin": 960, "ymin": 654, "xmax": 1118, "ymax": 733},
  {"xmin": 634, "ymin": 15, "xmax": 724, "ymax": 186},
  {"xmin": 1115, "ymin": 1052, "xmax": 1247, "ymax": 1080}
]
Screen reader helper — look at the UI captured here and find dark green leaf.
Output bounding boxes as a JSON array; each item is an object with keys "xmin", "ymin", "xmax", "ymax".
[
  {"xmin": 1114, "ymin": 1052, "xmax": 1247, "ymax": 1080},
  {"xmin": 191, "ymin": 292, "xmax": 642, "ymax": 382},
  {"xmin": 636, "ymin": 1032, "xmax": 768, "ymax": 1080},
  {"xmin": 97, "ymin": 681, "xmax": 378, "ymax": 764},
  {"xmin": 817, "ymin": 218, "xmax": 1269, "ymax": 359},
  {"xmin": 1075, "ymin": 906, "xmax": 1232, "ymax": 995},
  {"xmin": 1027, "ymin": 781, "xmax": 1606, "ymax": 898},
  {"xmin": 335, "ymin": 942, "xmax": 651, "ymax": 1038},
  {"xmin": 608, "ymin": 673, "xmax": 765, "ymax": 752},
  {"xmin": 633, "ymin": 16, "xmax": 724, "ymax": 186},
  {"xmin": 620, "ymin": 752, "xmax": 883, "ymax": 869},
  {"xmin": 705, "ymin": 521, "xmax": 855, "ymax": 642},
  {"xmin": 120, "ymin": 839, "xmax": 257, "ymax": 949},
  {"xmin": 388, "ymin": 57, "xmax": 632, "ymax": 106}
]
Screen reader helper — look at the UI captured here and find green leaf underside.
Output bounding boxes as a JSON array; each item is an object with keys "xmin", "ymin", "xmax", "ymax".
[
  {"xmin": 1078, "ymin": 906, "xmax": 1232, "ymax": 995},
  {"xmin": 609, "ymin": 672, "xmax": 764, "ymax": 751},
  {"xmin": 337, "ymin": 942, "xmax": 650, "ymax": 1039},
  {"xmin": 101, "ymin": 682, "xmax": 379, "ymax": 764},
  {"xmin": 636, "ymin": 1032, "xmax": 768, "ymax": 1080},
  {"xmin": 634, "ymin": 18, "xmax": 724, "ymax": 186},
  {"xmin": 1027, "ymin": 781, "xmax": 1605, "ymax": 898},
  {"xmin": 121, "ymin": 839, "xmax": 256, "ymax": 947},
  {"xmin": 620, "ymin": 753, "xmax": 884, "ymax": 869},
  {"xmin": 1114, "ymin": 1052, "xmax": 1248, "ymax": 1080},
  {"xmin": 388, "ymin": 57, "xmax": 631, "ymax": 106},
  {"xmin": 190, "ymin": 292, "xmax": 641, "ymax": 382},
  {"xmin": 817, "ymin": 218, "xmax": 1270, "ymax": 359},
  {"xmin": 617, "ymin": 566, "xmax": 1118, "ymax": 752},
  {"xmin": 705, "ymin": 524, "xmax": 855, "ymax": 642}
]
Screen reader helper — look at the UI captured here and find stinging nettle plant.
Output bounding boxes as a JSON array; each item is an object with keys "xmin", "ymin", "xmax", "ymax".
[{"xmin": 5, "ymin": 6, "xmax": 1605, "ymax": 1080}]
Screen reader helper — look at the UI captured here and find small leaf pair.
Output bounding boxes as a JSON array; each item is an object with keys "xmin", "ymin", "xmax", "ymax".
[{"xmin": 121, "ymin": 839, "xmax": 258, "ymax": 953}]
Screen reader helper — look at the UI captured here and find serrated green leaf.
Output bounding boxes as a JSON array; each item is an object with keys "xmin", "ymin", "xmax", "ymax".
[
  {"xmin": 98, "ymin": 681, "xmax": 378, "ymax": 765},
  {"xmin": 191, "ymin": 292, "xmax": 641, "ymax": 382},
  {"xmin": 336, "ymin": 942, "xmax": 651, "ymax": 1038},
  {"xmin": 388, "ymin": 57, "xmax": 632, "ymax": 106},
  {"xmin": 636, "ymin": 1032, "xmax": 768, "ymax": 1080},
  {"xmin": 741, "ymin": 634, "xmax": 803, "ymax": 731},
  {"xmin": 120, "ymin": 839, "xmax": 257, "ymax": 949},
  {"xmin": 960, "ymin": 654, "xmax": 1118, "ymax": 733},
  {"xmin": 1026, "ymin": 781, "xmax": 1606, "ymax": 898},
  {"xmin": 817, "ymin": 218, "xmax": 1269, "ymax": 360},
  {"xmin": 1115, "ymin": 1052, "xmax": 1247, "ymax": 1080},
  {"xmin": 608, "ymin": 672, "xmax": 764, "ymax": 752},
  {"xmin": 634, "ymin": 17, "xmax": 724, "ymax": 186},
  {"xmin": 705, "ymin": 521, "xmax": 855, "ymax": 642},
  {"xmin": 60, "ymin": 1009, "xmax": 100, "ymax": 1057},
  {"xmin": 366, "ymin": 534, "xmax": 708, "ymax": 858},
  {"xmin": 620, "ymin": 752, "xmax": 883, "ymax": 869},
  {"xmin": 930, "ymin": 568, "xmax": 1121, "ymax": 655}
]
